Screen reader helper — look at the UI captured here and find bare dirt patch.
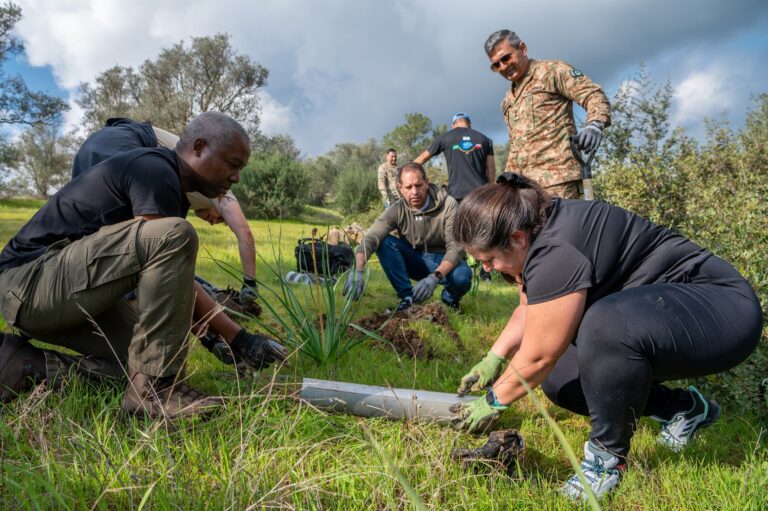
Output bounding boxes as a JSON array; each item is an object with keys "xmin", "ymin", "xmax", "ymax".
[{"xmin": 352, "ymin": 303, "xmax": 462, "ymax": 360}]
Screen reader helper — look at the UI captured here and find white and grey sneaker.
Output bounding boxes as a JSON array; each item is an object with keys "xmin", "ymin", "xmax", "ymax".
[
  {"xmin": 652, "ymin": 386, "xmax": 720, "ymax": 452},
  {"xmin": 561, "ymin": 441, "xmax": 626, "ymax": 500}
]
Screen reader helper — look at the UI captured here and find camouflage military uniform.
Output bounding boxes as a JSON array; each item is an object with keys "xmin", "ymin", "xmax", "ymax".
[
  {"xmin": 501, "ymin": 59, "xmax": 610, "ymax": 198},
  {"xmin": 377, "ymin": 162, "xmax": 400, "ymax": 205}
]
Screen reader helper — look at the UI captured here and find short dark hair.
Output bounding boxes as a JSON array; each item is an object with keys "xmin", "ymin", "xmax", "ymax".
[
  {"xmin": 179, "ymin": 111, "xmax": 250, "ymax": 150},
  {"xmin": 484, "ymin": 30, "xmax": 522, "ymax": 56},
  {"xmin": 397, "ymin": 162, "xmax": 427, "ymax": 183},
  {"xmin": 453, "ymin": 173, "xmax": 550, "ymax": 252},
  {"xmin": 386, "ymin": 148, "xmax": 397, "ymax": 154}
]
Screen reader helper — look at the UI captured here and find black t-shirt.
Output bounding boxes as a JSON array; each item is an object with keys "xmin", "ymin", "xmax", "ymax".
[
  {"xmin": 0, "ymin": 147, "xmax": 189, "ymax": 271},
  {"xmin": 427, "ymin": 127, "xmax": 493, "ymax": 200},
  {"xmin": 71, "ymin": 118, "xmax": 157, "ymax": 179},
  {"xmin": 523, "ymin": 199, "xmax": 712, "ymax": 307}
]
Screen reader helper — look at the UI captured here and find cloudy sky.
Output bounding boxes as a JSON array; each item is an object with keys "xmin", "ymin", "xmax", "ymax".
[{"xmin": 7, "ymin": 0, "xmax": 768, "ymax": 156}]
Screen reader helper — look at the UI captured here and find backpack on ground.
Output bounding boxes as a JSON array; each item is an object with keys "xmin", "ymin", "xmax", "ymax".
[{"xmin": 294, "ymin": 237, "xmax": 353, "ymax": 277}]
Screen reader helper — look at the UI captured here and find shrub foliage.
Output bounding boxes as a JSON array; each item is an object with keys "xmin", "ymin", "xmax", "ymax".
[
  {"xmin": 233, "ymin": 152, "xmax": 307, "ymax": 219},
  {"xmin": 595, "ymin": 70, "xmax": 768, "ymax": 412},
  {"xmin": 334, "ymin": 165, "xmax": 379, "ymax": 216}
]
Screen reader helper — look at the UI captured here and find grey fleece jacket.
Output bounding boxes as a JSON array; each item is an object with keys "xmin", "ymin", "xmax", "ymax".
[{"xmin": 356, "ymin": 183, "xmax": 464, "ymax": 266}]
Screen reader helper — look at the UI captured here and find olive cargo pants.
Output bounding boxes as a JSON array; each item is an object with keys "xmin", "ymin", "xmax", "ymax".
[{"xmin": 0, "ymin": 218, "xmax": 198, "ymax": 384}]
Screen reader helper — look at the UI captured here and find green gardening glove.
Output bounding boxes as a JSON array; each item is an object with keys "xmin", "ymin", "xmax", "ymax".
[
  {"xmin": 450, "ymin": 394, "xmax": 508, "ymax": 434},
  {"xmin": 457, "ymin": 350, "xmax": 506, "ymax": 396}
]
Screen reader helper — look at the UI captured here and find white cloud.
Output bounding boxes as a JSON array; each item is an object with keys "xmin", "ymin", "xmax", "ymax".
[
  {"xmin": 673, "ymin": 69, "xmax": 734, "ymax": 125},
  {"xmin": 258, "ymin": 91, "xmax": 293, "ymax": 135},
  {"xmin": 13, "ymin": 0, "xmax": 768, "ymax": 155}
]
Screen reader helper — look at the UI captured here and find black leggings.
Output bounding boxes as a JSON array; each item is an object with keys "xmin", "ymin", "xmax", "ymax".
[{"xmin": 540, "ymin": 256, "xmax": 762, "ymax": 459}]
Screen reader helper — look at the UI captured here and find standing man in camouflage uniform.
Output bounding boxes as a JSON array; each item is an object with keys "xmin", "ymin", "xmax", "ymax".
[
  {"xmin": 484, "ymin": 30, "xmax": 611, "ymax": 198},
  {"xmin": 377, "ymin": 148, "xmax": 400, "ymax": 208}
]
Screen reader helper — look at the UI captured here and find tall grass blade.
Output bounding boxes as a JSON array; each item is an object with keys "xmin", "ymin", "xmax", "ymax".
[{"xmin": 359, "ymin": 421, "xmax": 427, "ymax": 511}]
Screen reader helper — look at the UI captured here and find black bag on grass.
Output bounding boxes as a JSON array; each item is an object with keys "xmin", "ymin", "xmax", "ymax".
[{"xmin": 294, "ymin": 238, "xmax": 354, "ymax": 276}]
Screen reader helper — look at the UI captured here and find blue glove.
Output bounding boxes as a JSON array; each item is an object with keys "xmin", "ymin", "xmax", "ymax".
[
  {"xmin": 451, "ymin": 393, "xmax": 508, "ymax": 434},
  {"xmin": 412, "ymin": 274, "xmax": 439, "ymax": 302},
  {"xmin": 343, "ymin": 270, "xmax": 365, "ymax": 300},
  {"xmin": 577, "ymin": 121, "xmax": 603, "ymax": 153}
]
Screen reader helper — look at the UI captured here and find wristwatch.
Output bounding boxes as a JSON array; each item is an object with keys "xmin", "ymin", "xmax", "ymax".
[
  {"xmin": 486, "ymin": 388, "xmax": 507, "ymax": 408},
  {"xmin": 432, "ymin": 270, "xmax": 443, "ymax": 280}
]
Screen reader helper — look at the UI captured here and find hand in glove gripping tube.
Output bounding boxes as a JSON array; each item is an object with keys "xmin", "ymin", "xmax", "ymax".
[
  {"xmin": 230, "ymin": 328, "xmax": 288, "ymax": 371},
  {"xmin": 451, "ymin": 390, "xmax": 509, "ymax": 434},
  {"xmin": 412, "ymin": 273, "xmax": 439, "ymax": 302},
  {"xmin": 457, "ymin": 350, "xmax": 507, "ymax": 396},
  {"xmin": 343, "ymin": 270, "xmax": 366, "ymax": 301}
]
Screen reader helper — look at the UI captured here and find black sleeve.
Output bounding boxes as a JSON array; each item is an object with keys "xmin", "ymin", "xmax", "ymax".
[
  {"xmin": 485, "ymin": 135, "xmax": 494, "ymax": 155},
  {"xmin": 524, "ymin": 240, "xmax": 593, "ymax": 304},
  {"xmin": 427, "ymin": 133, "xmax": 446, "ymax": 156},
  {"xmin": 127, "ymin": 154, "xmax": 185, "ymax": 218}
]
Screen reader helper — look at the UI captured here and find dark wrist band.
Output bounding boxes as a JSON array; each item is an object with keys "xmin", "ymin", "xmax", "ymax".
[{"xmin": 486, "ymin": 388, "xmax": 506, "ymax": 407}]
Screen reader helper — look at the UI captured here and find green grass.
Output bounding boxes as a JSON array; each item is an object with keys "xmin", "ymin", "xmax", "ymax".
[{"xmin": 0, "ymin": 199, "xmax": 766, "ymax": 510}]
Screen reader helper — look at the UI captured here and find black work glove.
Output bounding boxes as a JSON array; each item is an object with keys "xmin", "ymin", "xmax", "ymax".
[
  {"xmin": 239, "ymin": 276, "xmax": 258, "ymax": 304},
  {"xmin": 199, "ymin": 332, "xmax": 235, "ymax": 365},
  {"xmin": 231, "ymin": 328, "xmax": 288, "ymax": 371},
  {"xmin": 577, "ymin": 120, "xmax": 604, "ymax": 153}
]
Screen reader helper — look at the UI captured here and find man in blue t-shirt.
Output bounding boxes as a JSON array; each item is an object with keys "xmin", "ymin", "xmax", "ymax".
[{"xmin": 0, "ymin": 112, "xmax": 286, "ymax": 419}]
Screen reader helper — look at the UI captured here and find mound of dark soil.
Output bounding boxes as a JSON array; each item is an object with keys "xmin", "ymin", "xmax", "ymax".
[{"xmin": 352, "ymin": 303, "xmax": 462, "ymax": 360}]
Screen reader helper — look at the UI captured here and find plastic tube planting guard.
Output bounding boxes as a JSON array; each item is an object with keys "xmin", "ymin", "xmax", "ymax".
[{"xmin": 300, "ymin": 378, "xmax": 477, "ymax": 425}]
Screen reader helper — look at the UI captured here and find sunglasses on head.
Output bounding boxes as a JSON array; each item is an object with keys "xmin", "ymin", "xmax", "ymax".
[{"xmin": 490, "ymin": 53, "xmax": 514, "ymax": 72}]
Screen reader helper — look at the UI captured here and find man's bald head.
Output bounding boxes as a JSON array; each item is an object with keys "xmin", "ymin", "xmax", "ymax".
[{"xmin": 179, "ymin": 111, "xmax": 250, "ymax": 151}]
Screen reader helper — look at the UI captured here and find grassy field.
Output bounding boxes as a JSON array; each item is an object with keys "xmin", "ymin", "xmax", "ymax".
[{"xmin": 0, "ymin": 198, "xmax": 766, "ymax": 510}]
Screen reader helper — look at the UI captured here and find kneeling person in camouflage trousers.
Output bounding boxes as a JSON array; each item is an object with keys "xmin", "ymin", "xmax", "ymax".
[
  {"xmin": 0, "ymin": 112, "xmax": 287, "ymax": 419},
  {"xmin": 344, "ymin": 162, "xmax": 472, "ymax": 312}
]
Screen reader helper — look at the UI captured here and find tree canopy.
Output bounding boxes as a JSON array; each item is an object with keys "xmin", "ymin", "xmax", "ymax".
[{"xmin": 77, "ymin": 33, "xmax": 268, "ymax": 136}]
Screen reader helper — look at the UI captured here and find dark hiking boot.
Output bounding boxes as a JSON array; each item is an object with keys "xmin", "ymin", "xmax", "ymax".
[
  {"xmin": 394, "ymin": 296, "xmax": 413, "ymax": 313},
  {"xmin": 0, "ymin": 333, "xmax": 46, "ymax": 403},
  {"xmin": 123, "ymin": 371, "xmax": 224, "ymax": 420}
]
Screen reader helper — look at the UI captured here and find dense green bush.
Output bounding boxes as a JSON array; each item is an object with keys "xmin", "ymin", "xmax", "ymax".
[
  {"xmin": 232, "ymin": 152, "xmax": 307, "ymax": 219},
  {"xmin": 334, "ymin": 165, "xmax": 379, "ymax": 216},
  {"xmin": 596, "ymin": 82, "xmax": 768, "ymax": 413}
]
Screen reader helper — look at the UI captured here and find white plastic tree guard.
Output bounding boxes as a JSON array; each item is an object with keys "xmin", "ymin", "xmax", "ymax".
[{"xmin": 299, "ymin": 378, "xmax": 477, "ymax": 425}]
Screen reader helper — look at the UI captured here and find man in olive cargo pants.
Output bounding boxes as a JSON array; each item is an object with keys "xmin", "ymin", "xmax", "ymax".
[{"xmin": 0, "ymin": 112, "xmax": 287, "ymax": 419}]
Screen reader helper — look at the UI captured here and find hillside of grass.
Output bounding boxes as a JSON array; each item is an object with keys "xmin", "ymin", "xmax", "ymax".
[{"xmin": 0, "ymin": 199, "xmax": 765, "ymax": 510}]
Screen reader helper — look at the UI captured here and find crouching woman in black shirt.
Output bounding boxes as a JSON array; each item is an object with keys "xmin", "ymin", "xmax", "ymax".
[{"xmin": 450, "ymin": 173, "xmax": 762, "ymax": 499}]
